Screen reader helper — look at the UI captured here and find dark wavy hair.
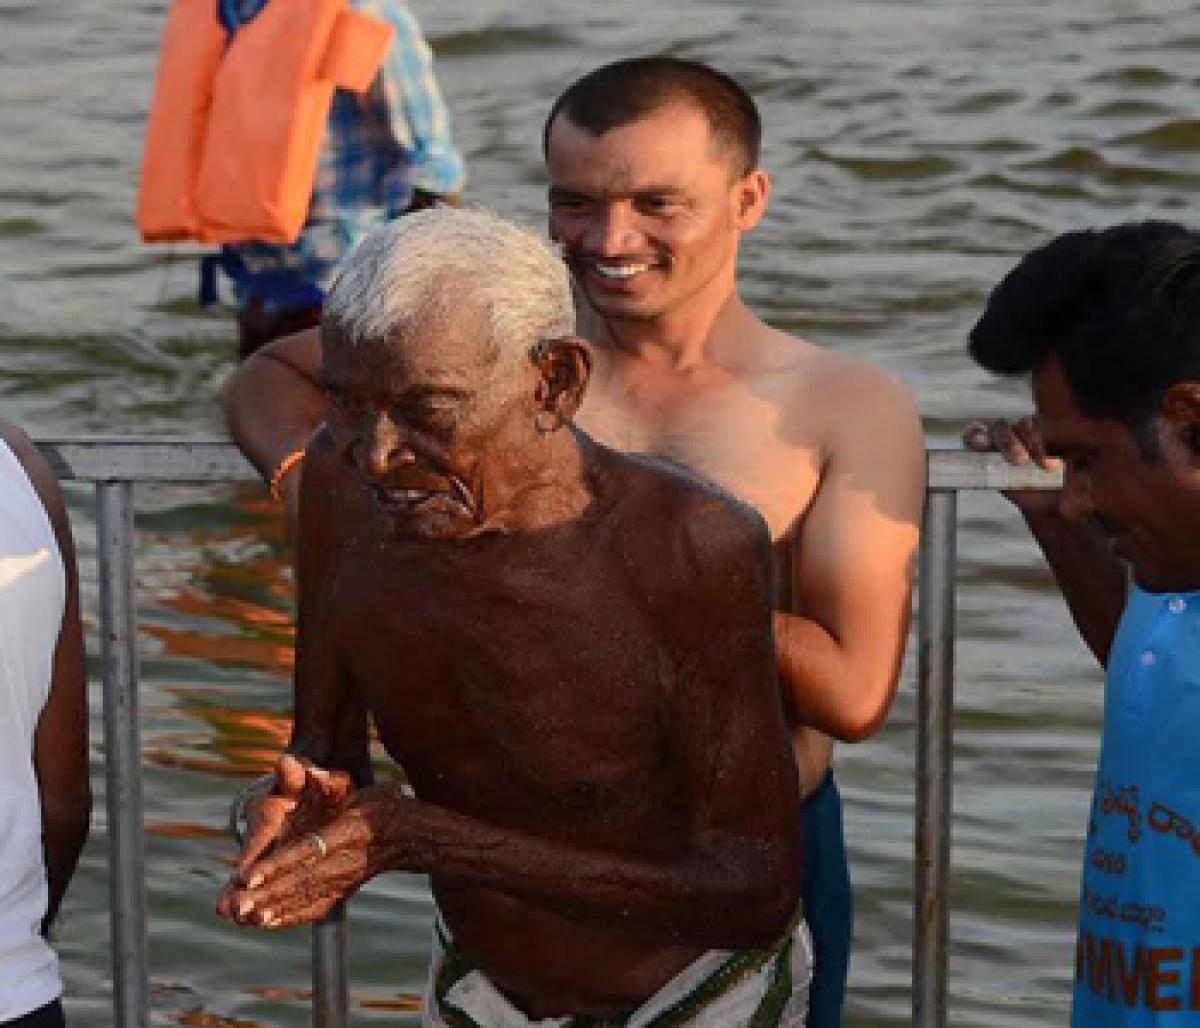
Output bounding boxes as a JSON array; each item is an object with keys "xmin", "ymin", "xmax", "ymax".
[
  {"xmin": 543, "ymin": 56, "xmax": 761, "ymax": 176},
  {"xmin": 970, "ymin": 222, "xmax": 1200, "ymax": 439}
]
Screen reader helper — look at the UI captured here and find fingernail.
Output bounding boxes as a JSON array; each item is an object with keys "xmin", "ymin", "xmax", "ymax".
[
  {"xmin": 248, "ymin": 873, "xmax": 264, "ymax": 889},
  {"xmin": 237, "ymin": 899, "xmax": 254, "ymax": 917}
]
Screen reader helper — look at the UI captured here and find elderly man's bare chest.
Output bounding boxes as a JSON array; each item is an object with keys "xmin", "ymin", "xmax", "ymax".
[
  {"xmin": 577, "ymin": 374, "xmax": 821, "ymax": 542},
  {"xmin": 330, "ymin": 532, "xmax": 687, "ymax": 820}
]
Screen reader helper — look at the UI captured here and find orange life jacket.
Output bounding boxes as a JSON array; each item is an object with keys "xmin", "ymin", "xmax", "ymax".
[{"xmin": 135, "ymin": 0, "xmax": 393, "ymax": 245}]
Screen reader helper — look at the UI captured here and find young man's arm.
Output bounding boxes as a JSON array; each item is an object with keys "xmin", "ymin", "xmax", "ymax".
[
  {"xmin": 221, "ymin": 327, "xmax": 325, "ymax": 533},
  {"xmin": 774, "ymin": 366, "xmax": 925, "ymax": 743},
  {"xmin": 0, "ymin": 423, "xmax": 91, "ymax": 934},
  {"xmin": 963, "ymin": 416, "xmax": 1126, "ymax": 666},
  {"xmin": 220, "ymin": 499, "xmax": 801, "ymax": 949}
]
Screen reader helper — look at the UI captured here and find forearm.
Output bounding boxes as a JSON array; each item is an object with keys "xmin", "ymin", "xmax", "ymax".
[
  {"xmin": 370, "ymin": 789, "xmax": 796, "ymax": 949},
  {"xmin": 773, "ymin": 612, "xmax": 903, "ymax": 743},
  {"xmin": 40, "ymin": 799, "xmax": 91, "ymax": 933},
  {"xmin": 285, "ymin": 708, "xmax": 373, "ymax": 790},
  {"xmin": 1021, "ymin": 508, "xmax": 1126, "ymax": 667},
  {"xmin": 221, "ymin": 350, "xmax": 324, "ymax": 479}
]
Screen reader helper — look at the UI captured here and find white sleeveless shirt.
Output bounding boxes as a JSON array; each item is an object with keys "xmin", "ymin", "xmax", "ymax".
[{"xmin": 0, "ymin": 438, "xmax": 65, "ymax": 1019}]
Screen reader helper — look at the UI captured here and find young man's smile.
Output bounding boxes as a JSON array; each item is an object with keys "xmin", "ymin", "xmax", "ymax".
[{"xmin": 546, "ymin": 103, "xmax": 766, "ymax": 326}]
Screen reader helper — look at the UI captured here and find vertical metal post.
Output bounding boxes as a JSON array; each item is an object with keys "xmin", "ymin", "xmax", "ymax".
[
  {"xmin": 96, "ymin": 482, "xmax": 149, "ymax": 1028},
  {"xmin": 313, "ymin": 903, "xmax": 348, "ymax": 1027},
  {"xmin": 914, "ymin": 489, "xmax": 957, "ymax": 1028}
]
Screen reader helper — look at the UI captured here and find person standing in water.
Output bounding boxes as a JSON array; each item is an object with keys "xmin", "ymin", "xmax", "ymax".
[
  {"xmin": 219, "ymin": 208, "xmax": 811, "ymax": 1025},
  {"xmin": 221, "ymin": 58, "xmax": 926, "ymax": 1024},
  {"xmin": 216, "ymin": 0, "xmax": 465, "ymax": 358}
]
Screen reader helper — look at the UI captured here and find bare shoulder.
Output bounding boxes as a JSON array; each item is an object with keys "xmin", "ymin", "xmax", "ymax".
[
  {"xmin": 781, "ymin": 329, "xmax": 915, "ymax": 414},
  {"xmin": 754, "ymin": 329, "xmax": 921, "ymax": 454},
  {"xmin": 609, "ymin": 447, "xmax": 772, "ymax": 577},
  {"xmin": 0, "ymin": 419, "xmax": 71, "ymax": 539}
]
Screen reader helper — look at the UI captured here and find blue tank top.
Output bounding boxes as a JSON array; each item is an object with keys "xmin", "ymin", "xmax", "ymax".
[{"xmin": 1072, "ymin": 585, "xmax": 1200, "ymax": 1025}]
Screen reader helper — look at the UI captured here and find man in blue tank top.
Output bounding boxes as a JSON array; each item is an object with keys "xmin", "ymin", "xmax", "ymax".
[{"xmin": 966, "ymin": 221, "xmax": 1200, "ymax": 1025}]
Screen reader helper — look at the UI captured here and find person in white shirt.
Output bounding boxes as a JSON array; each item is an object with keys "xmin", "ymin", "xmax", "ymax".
[{"xmin": 0, "ymin": 421, "xmax": 90, "ymax": 1027}]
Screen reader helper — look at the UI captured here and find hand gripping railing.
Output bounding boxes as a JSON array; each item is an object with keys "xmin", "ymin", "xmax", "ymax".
[{"xmin": 34, "ymin": 436, "xmax": 1061, "ymax": 1028}]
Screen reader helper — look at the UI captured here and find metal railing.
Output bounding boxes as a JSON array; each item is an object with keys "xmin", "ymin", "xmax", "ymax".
[{"xmin": 35, "ymin": 436, "xmax": 1060, "ymax": 1028}]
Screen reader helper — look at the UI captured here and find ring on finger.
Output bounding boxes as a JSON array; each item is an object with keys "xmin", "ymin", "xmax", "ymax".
[{"xmin": 309, "ymin": 831, "xmax": 328, "ymax": 859}]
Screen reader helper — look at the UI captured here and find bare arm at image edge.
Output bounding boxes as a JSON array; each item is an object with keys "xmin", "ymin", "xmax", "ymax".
[
  {"xmin": 774, "ymin": 370, "xmax": 926, "ymax": 742},
  {"xmin": 0, "ymin": 425, "xmax": 91, "ymax": 934},
  {"xmin": 221, "ymin": 327, "xmax": 325, "ymax": 532}
]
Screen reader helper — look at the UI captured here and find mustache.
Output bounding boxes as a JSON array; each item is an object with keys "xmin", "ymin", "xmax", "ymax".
[{"xmin": 562, "ymin": 246, "xmax": 663, "ymax": 265}]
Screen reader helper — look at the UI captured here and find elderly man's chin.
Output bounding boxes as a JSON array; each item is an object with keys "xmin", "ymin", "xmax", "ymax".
[{"xmin": 377, "ymin": 494, "xmax": 476, "ymax": 541}]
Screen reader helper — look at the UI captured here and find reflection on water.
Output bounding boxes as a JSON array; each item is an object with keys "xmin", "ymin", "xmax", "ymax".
[{"xmin": 2, "ymin": 0, "xmax": 1199, "ymax": 1023}]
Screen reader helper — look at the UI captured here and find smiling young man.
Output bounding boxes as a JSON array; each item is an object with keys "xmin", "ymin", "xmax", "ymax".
[
  {"xmin": 221, "ymin": 58, "xmax": 926, "ymax": 1024},
  {"xmin": 967, "ymin": 221, "xmax": 1200, "ymax": 1025}
]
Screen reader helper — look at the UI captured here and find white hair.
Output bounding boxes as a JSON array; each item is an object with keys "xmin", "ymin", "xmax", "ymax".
[{"xmin": 323, "ymin": 207, "xmax": 575, "ymax": 374}]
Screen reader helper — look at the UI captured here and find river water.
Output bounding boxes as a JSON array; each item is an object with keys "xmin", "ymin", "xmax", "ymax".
[{"xmin": 2, "ymin": 0, "xmax": 1199, "ymax": 1024}]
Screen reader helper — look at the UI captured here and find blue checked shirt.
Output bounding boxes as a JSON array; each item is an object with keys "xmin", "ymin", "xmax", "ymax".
[{"xmin": 230, "ymin": 0, "xmax": 465, "ymax": 293}]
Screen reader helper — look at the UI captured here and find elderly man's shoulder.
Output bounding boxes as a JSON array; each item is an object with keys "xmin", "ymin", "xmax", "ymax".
[{"xmin": 607, "ymin": 446, "xmax": 771, "ymax": 573}]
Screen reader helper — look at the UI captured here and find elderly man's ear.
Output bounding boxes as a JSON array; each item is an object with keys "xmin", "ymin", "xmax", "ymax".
[{"xmin": 532, "ymin": 336, "xmax": 592, "ymax": 433}]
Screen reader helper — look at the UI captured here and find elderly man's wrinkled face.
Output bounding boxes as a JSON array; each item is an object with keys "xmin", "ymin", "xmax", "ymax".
[{"xmin": 319, "ymin": 315, "xmax": 531, "ymax": 540}]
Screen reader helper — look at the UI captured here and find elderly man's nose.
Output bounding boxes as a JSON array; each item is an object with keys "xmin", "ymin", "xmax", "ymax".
[{"xmin": 362, "ymin": 415, "xmax": 414, "ymax": 475}]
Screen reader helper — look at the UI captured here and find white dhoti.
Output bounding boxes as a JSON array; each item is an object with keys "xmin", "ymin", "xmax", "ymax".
[{"xmin": 422, "ymin": 913, "xmax": 813, "ymax": 1027}]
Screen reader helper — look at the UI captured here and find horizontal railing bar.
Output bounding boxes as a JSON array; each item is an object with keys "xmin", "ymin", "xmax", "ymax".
[
  {"xmin": 35, "ymin": 437, "xmax": 258, "ymax": 483},
  {"xmin": 32, "ymin": 438, "xmax": 1063, "ymax": 491},
  {"xmin": 926, "ymin": 449, "xmax": 1060, "ymax": 491},
  {"xmin": 29, "ymin": 433, "xmax": 1056, "ymax": 1026}
]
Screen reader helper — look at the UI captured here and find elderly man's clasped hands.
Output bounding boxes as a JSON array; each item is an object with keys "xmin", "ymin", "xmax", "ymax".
[{"xmin": 217, "ymin": 753, "xmax": 381, "ymax": 930}]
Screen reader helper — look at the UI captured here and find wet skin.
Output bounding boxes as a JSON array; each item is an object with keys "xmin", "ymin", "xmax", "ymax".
[
  {"xmin": 219, "ymin": 103, "xmax": 925, "ymax": 791},
  {"xmin": 220, "ymin": 326, "xmax": 801, "ymax": 1018}
]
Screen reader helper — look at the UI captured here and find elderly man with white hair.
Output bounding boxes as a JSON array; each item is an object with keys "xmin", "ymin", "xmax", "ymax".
[{"xmin": 217, "ymin": 207, "xmax": 811, "ymax": 1026}]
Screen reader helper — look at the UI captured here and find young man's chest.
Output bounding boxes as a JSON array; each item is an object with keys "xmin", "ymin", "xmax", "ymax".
[{"xmin": 576, "ymin": 369, "xmax": 823, "ymax": 542}]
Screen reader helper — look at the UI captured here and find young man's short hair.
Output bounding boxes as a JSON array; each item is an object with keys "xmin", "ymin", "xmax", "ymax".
[{"xmin": 543, "ymin": 56, "xmax": 762, "ymax": 175}]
